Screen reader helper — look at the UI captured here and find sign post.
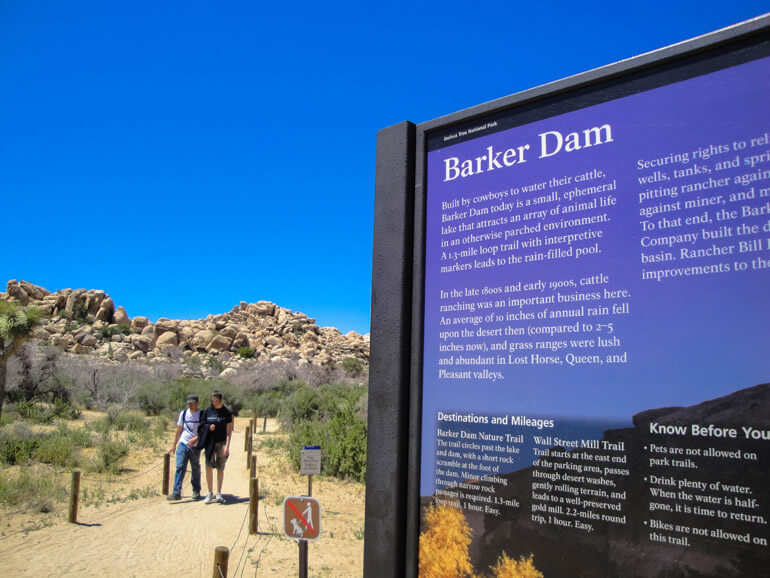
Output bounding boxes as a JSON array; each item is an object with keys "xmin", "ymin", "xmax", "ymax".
[{"xmin": 283, "ymin": 496, "xmax": 321, "ymax": 578}]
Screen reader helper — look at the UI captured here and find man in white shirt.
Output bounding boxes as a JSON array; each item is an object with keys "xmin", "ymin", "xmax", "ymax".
[{"xmin": 167, "ymin": 394, "xmax": 202, "ymax": 501}]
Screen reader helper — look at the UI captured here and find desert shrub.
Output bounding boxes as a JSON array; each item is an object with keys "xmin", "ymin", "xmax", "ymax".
[
  {"xmin": 56, "ymin": 422, "xmax": 93, "ymax": 447},
  {"xmin": 247, "ymin": 380, "xmax": 303, "ymax": 418},
  {"xmin": 342, "ymin": 357, "xmax": 363, "ymax": 376},
  {"xmin": 0, "ymin": 424, "xmax": 39, "ymax": 465},
  {"xmin": 96, "ymin": 324, "xmax": 132, "ymax": 340},
  {"xmin": 95, "ymin": 439, "xmax": 129, "ymax": 474},
  {"xmin": 0, "ymin": 466, "xmax": 68, "ymax": 509},
  {"xmin": 326, "ymin": 407, "xmax": 367, "ymax": 482},
  {"xmin": 419, "ymin": 503, "xmax": 474, "ymax": 578},
  {"xmin": 34, "ymin": 434, "xmax": 75, "ymax": 467},
  {"xmin": 204, "ymin": 355, "xmax": 225, "ymax": 374},
  {"xmin": 137, "ymin": 381, "xmax": 169, "ymax": 415},
  {"xmin": 282, "ymin": 384, "xmax": 368, "ymax": 482},
  {"xmin": 113, "ymin": 410, "xmax": 148, "ymax": 432},
  {"xmin": 165, "ymin": 377, "xmax": 244, "ymax": 415},
  {"xmin": 72, "ymin": 300, "xmax": 89, "ymax": 322},
  {"xmin": 288, "ymin": 419, "xmax": 329, "ymax": 467},
  {"xmin": 52, "ymin": 397, "xmax": 81, "ymax": 419},
  {"xmin": 237, "ymin": 346, "xmax": 255, "ymax": 359},
  {"xmin": 14, "ymin": 400, "xmax": 55, "ymax": 424}
]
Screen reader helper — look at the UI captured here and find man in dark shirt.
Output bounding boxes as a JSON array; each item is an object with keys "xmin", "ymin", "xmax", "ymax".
[{"xmin": 199, "ymin": 390, "xmax": 233, "ymax": 504}]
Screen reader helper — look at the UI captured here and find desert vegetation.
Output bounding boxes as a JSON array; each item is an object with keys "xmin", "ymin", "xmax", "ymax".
[{"xmin": 0, "ymin": 303, "xmax": 368, "ymax": 521}]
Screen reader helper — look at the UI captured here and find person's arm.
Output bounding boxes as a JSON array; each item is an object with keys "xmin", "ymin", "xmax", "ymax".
[
  {"xmin": 169, "ymin": 424, "xmax": 183, "ymax": 454},
  {"xmin": 224, "ymin": 420, "xmax": 233, "ymax": 456}
]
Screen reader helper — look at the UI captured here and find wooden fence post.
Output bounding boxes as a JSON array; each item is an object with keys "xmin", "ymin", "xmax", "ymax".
[
  {"xmin": 249, "ymin": 477, "xmax": 259, "ymax": 534},
  {"xmin": 250, "ymin": 454, "xmax": 257, "ymax": 479},
  {"xmin": 251, "ymin": 409, "xmax": 257, "ymax": 433},
  {"xmin": 213, "ymin": 546, "xmax": 229, "ymax": 578},
  {"xmin": 162, "ymin": 453, "xmax": 170, "ymax": 495},
  {"xmin": 68, "ymin": 470, "xmax": 81, "ymax": 523}
]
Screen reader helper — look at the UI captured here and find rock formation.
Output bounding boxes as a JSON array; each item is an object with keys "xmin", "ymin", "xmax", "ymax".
[{"xmin": 2, "ymin": 280, "xmax": 369, "ymax": 369}]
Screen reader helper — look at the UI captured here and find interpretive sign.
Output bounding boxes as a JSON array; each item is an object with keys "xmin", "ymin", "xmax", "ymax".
[
  {"xmin": 283, "ymin": 496, "xmax": 321, "ymax": 541},
  {"xmin": 364, "ymin": 14, "xmax": 770, "ymax": 578},
  {"xmin": 419, "ymin": 49, "xmax": 770, "ymax": 575}
]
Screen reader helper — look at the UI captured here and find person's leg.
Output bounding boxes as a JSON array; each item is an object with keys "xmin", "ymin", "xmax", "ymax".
[
  {"xmin": 205, "ymin": 466, "xmax": 214, "ymax": 494},
  {"xmin": 216, "ymin": 467, "xmax": 225, "ymax": 494},
  {"xmin": 189, "ymin": 447, "xmax": 201, "ymax": 496},
  {"xmin": 171, "ymin": 443, "xmax": 186, "ymax": 496}
]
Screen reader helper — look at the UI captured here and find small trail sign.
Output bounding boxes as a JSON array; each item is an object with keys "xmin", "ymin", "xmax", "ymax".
[
  {"xmin": 300, "ymin": 445, "xmax": 321, "ymax": 476},
  {"xmin": 283, "ymin": 496, "xmax": 321, "ymax": 541}
]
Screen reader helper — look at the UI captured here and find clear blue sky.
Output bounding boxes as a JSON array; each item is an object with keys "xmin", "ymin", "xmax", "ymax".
[{"xmin": 1, "ymin": 2, "xmax": 767, "ymax": 334}]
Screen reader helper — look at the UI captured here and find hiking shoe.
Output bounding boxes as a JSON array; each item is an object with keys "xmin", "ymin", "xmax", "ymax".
[
  {"xmin": 215, "ymin": 493, "xmax": 225, "ymax": 504},
  {"xmin": 192, "ymin": 491, "xmax": 201, "ymax": 500},
  {"xmin": 166, "ymin": 493, "xmax": 181, "ymax": 501},
  {"xmin": 204, "ymin": 493, "xmax": 215, "ymax": 504}
]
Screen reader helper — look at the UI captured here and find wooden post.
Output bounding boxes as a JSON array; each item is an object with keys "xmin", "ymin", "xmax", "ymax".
[
  {"xmin": 299, "ymin": 540, "xmax": 308, "ymax": 578},
  {"xmin": 68, "ymin": 470, "xmax": 81, "ymax": 523},
  {"xmin": 162, "ymin": 452, "xmax": 170, "ymax": 495},
  {"xmin": 251, "ymin": 409, "xmax": 257, "ymax": 433},
  {"xmin": 249, "ymin": 477, "xmax": 258, "ymax": 534},
  {"xmin": 246, "ymin": 423, "xmax": 253, "ymax": 454},
  {"xmin": 308, "ymin": 474, "xmax": 313, "ymax": 497},
  {"xmin": 250, "ymin": 454, "xmax": 256, "ymax": 479},
  {"xmin": 262, "ymin": 416, "xmax": 267, "ymax": 433},
  {"xmin": 213, "ymin": 546, "xmax": 229, "ymax": 578},
  {"xmin": 244, "ymin": 422, "xmax": 250, "ymax": 451}
]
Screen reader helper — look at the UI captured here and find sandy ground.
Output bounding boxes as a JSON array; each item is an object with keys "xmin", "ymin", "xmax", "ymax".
[{"xmin": 0, "ymin": 417, "xmax": 365, "ymax": 577}]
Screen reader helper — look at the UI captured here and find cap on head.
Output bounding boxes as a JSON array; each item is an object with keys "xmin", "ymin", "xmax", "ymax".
[
  {"xmin": 186, "ymin": 394, "xmax": 199, "ymax": 403},
  {"xmin": 211, "ymin": 390, "xmax": 223, "ymax": 401}
]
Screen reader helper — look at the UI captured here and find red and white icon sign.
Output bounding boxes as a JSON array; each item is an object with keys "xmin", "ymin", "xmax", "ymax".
[{"xmin": 283, "ymin": 496, "xmax": 321, "ymax": 541}]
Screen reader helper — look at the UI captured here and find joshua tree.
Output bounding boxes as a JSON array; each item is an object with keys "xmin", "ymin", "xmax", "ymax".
[{"xmin": 0, "ymin": 300, "xmax": 43, "ymax": 420}]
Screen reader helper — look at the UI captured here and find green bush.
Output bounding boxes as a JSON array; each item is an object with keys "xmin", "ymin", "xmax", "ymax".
[
  {"xmin": 137, "ymin": 382, "xmax": 169, "ymax": 415},
  {"xmin": 342, "ymin": 357, "xmax": 364, "ymax": 376},
  {"xmin": 0, "ymin": 467, "xmax": 68, "ymax": 509},
  {"xmin": 52, "ymin": 398, "xmax": 81, "ymax": 420},
  {"xmin": 96, "ymin": 324, "xmax": 132, "ymax": 340},
  {"xmin": 282, "ymin": 384, "xmax": 368, "ymax": 483},
  {"xmin": 14, "ymin": 400, "xmax": 55, "ymax": 424},
  {"xmin": 113, "ymin": 410, "xmax": 148, "ymax": 432},
  {"xmin": 96, "ymin": 439, "xmax": 129, "ymax": 474},
  {"xmin": 165, "ymin": 377, "xmax": 244, "ymax": 415},
  {"xmin": 237, "ymin": 346, "xmax": 255, "ymax": 359},
  {"xmin": 56, "ymin": 423, "xmax": 93, "ymax": 447},
  {"xmin": 327, "ymin": 407, "xmax": 367, "ymax": 482},
  {"xmin": 0, "ymin": 427, "xmax": 39, "ymax": 465},
  {"xmin": 34, "ymin": 434, "xmax": 75, "ymax": 467},
  {"xmin": 288, "ymin": 419, "xmax": 329, "ymax": 468}
]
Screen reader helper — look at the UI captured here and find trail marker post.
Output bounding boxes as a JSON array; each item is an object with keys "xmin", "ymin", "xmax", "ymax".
[
  {"xmin": 162, "ymin": 452, "xmax": 170, "ymax": 495},
  {"xmin": 249, "ymin": 477, "xmax": 259, "ymax": 534},
  {"xmin": 68, "ymin": 470, "xmax": 80, "ymax": 523},
  {"xmin": 212, "ymin": 546, "xmax": 229, "ymax": 578}
]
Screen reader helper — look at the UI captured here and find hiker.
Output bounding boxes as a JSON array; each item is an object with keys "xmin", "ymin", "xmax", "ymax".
[
  {"xmin": 167, "ymin": 394, "xmax": 202, "ymax": 501},
  {"xmin": 199, "ymin": 390, "xmax": 234, "ymax": 504}
]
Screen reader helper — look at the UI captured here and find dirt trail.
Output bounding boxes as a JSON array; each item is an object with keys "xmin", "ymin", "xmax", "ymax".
[{"xmin": 1, "ymin": 417, "xmax": 365, "ymax": 577}]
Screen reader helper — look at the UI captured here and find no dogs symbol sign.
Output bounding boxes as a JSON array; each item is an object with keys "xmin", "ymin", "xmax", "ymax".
[{"xmin": 283, "ymin": 496, "xmax": 321, "ymax": 541}]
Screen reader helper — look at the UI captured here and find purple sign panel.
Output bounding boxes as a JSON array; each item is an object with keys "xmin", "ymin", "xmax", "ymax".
[{"xmin": 420, "ymin": 56, "xmax": 770, "ymax": 577}]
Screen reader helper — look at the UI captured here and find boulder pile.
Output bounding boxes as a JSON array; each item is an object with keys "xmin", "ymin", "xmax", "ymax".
[{"xmin": 3, "ymin": 280, "xmax": 369, "ymax": 368}]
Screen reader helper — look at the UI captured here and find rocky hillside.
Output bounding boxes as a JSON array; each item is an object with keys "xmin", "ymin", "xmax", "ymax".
[{"xmin": 3, "ymin": 280, "xmax": 369, "ymax": 369}]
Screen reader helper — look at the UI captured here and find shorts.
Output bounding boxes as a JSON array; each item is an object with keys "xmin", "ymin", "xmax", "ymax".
[{"xmin": 205, "ymin": 441, "xmax": 229, "ymax": 469}]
